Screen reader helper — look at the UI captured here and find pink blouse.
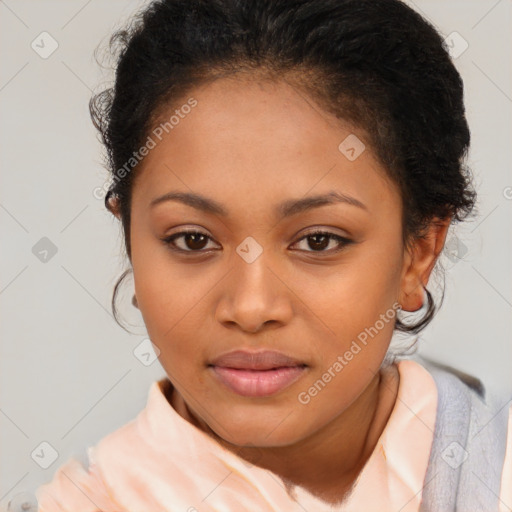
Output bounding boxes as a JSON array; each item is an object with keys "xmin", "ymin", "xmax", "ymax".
[{"xmin": 36, "ymin": 359, "xmax": 512, "ymax": 511}]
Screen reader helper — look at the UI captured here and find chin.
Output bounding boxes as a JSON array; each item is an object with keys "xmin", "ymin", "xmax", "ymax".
[{"xmin": 209, "ymin": 411, "xmax": 305, "ymax": 447}]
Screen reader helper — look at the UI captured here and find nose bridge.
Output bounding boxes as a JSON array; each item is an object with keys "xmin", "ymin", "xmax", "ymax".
[
  {"xmin": 232, "ymin": 242, "xmax": 276, "ymax": 304},
  {"xmin": 216, "ymin": 240, "xmax": 292, "ymax": 331}
]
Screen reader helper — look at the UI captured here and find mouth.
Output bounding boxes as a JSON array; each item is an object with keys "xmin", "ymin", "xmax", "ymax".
[
  {"xmin": 208, "ymin": 365, "xmax": 308, "ymax": 397},
  {"xmin": 207, "ymin": 349, "xmax": 308, "ymax": 397}
]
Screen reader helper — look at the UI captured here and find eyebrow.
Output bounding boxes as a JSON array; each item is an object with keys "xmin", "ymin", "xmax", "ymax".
[{"xmin": 149, "ymin": 190, "xmax": 367, "ymax": 218}]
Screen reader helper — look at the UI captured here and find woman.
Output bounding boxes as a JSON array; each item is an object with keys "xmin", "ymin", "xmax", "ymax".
[{"xmin": 36, "ymin": 0, "xmax": 511, "ymax": 510}]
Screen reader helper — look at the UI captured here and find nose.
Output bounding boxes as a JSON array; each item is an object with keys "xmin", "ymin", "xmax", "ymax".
[{"xmin": 215, "ymin": 252, "xmax": 294, "ymax": 333}]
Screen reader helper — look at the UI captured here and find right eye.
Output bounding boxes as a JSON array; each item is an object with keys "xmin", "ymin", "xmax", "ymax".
[{"xmin": 161, "ymin": 230, "xmax": 220, "ymax": 253}]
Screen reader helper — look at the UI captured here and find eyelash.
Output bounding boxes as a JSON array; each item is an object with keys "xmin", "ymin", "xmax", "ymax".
[{"xmin": 161, "ymin": 229, "xmax": 353, "ymax": 255}]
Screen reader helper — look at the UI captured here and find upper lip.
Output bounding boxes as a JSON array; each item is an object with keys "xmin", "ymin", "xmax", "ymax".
[{"xmin": 209, "ymin": 350, "xmax": 306, "ymax": 370}]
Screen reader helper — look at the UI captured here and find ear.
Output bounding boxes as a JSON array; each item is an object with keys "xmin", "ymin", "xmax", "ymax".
[
  {"xmin": 107, "ymin": 194, "xmax": 122, "ymax": 220},
  {"xmin": 399, "ymin": 216, "xmax": 452, "ymax": 312}
]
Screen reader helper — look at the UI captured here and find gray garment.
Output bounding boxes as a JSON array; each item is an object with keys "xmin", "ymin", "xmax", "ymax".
[{"xmin": 413, "ymin": 355, "xmax": 510, "ymax": 512}]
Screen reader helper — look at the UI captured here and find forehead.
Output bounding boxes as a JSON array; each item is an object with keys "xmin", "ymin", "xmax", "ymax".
[{"xmin": 131, "ymin": 77, "xmax": 399, "ymax": 217}]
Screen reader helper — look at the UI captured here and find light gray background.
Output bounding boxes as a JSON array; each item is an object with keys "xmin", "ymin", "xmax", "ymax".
[{"xmin": 1, "ymin": 0, "xmax": 511, "ymax": 508}]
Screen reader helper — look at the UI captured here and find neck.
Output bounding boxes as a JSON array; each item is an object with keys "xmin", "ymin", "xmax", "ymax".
[{"xmin": 167, "ymin": 363, "xmax": 400, "ymax": 505}]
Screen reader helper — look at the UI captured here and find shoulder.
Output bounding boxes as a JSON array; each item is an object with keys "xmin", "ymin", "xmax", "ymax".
[
  {"xmin": 35, "ymin": 450, "xmax": 117, "ymax": 511},
  {"xmin": 408, "ymin": 354, "xmax": 511, "ymax": 512},
  {"xmin": 35, "ymin": 381, "xmax": 165, "ymax": 511}
]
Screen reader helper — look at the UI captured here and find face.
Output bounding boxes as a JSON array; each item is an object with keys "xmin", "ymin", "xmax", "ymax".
[{"xmin": 127, "ymin": 77, "xmax": 411, "ymax": 447}]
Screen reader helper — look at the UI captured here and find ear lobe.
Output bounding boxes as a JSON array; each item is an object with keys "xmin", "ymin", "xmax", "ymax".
[
  {"xmin": 107, "ymin": 193, "xmax": 122, "ymax": 220},
  {"xmin": 399, "ymin": 217, "xmax": 452, "ymax": 312}
]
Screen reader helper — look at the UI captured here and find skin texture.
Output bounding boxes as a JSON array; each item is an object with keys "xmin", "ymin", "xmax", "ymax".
[{"xmin": 111, "ymin": 76, "xmax": 450, "ymax": 504}]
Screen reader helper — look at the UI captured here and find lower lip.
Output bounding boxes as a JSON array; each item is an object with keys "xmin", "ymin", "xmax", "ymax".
[{"xmin": 209, "ymin": 365, "xmax": 307, "ymax": 397}]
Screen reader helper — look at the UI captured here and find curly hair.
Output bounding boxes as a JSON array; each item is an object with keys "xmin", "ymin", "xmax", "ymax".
[{"xmin": 89, "ymin": 0, "xmax": 477, "ymax": 336}]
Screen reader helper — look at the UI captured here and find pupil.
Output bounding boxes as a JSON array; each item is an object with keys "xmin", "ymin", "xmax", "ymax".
[
  {"xmin": 309, "ymin": 234, "xmax": 329, "ymax": 251},
  {"xmin": 186, "ymin": 233, "xmax": 207, "ymax": 250}
]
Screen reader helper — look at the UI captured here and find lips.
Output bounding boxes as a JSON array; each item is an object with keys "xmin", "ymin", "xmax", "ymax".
[
  {"xmin": 208, "ymin": 349, "xmax": 307, "ymax": 397},
  {"xmin": 209, "ymin": 349, "xmax": 305, "ymax": 370}
]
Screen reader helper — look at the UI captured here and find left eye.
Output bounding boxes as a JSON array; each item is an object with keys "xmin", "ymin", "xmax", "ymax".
[
  {"xmin": 292, "ymin": 230, "xmax": 352, "ymax": 253},
  {"xmin": 161, "ymin": 230, "xmax": 352, "ymax": 254}
]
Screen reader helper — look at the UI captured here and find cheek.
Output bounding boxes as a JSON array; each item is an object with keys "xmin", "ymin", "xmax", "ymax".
[
  {"xmin": 302, "ymin": 237, "xmax": 403, "ymax": 380},
  {"xmin": 131, "ymin": 227, "xmax": 198, "ymax": 324},
  {"xmin": 130, "ymin": 235, "xmax": 221, "ymax": 374},
  {"xmin": 130, "ymin": 231, "xmax": 184, "ymax": 344},
  {"xmin": 300, "ymin": 240, "xmax": 402, "ymax": 332}
]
